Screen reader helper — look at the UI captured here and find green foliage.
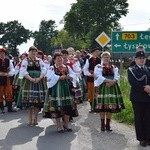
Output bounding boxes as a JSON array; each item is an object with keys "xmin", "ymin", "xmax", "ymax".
[
  {"xmin": 64, "ymin": 0, "xmax": 129, "ymax": 48},
  {"xmin": 33, "ymin": 20, "xmax": 58, "ymax": 55},
  {"xmin": 51, "ymin": 29, "xmax": 90, "ymax": 49},
  {"xmin": 0, "ymin": 20, "xmax": 31, "ymax": 56},
  {"xmin": 113, "ymin": 71, "xmax": 134, "ymax": 125}
]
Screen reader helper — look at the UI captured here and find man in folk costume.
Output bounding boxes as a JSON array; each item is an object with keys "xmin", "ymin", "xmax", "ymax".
[
  {"xmin": 83, "ymin": 47, "xmax": 101, "ymax": 112},
  {"xmin": 0, "ymin": 47, "xmax": 15, "ymax": 113}
]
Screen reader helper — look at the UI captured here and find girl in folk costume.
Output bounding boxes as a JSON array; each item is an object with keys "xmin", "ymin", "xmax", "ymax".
[
  {"xmin": 19, "ymin": 46, "xmax": 47, "ymax": 126},
  {"xmin": 72, "ymin": 55, "xmax": 83, "ymax": 103},
  {"xmin": 0, "ymin": 48, "xmax": 15, "ymax": 113},
  {"xmin": 43, "ymin": 53, "xmax": 76, "ymax": 132},
  {"xmin": 61, "ymin": 49, "xmax": 79, "ymax": 118},
  {"xmin": 13, "ymin": 53, "xmax": 28, "ymax": 108},
  {"xmin": 94, "ymin": 51, "xmax": 125, "ymax": 131},
  {"xmin": 61, "ymin": 49, "xmax": 78, "ymax": 121},
  {"xmin": 83, "ymin": 47, "xmax": 101, "ymax": 112}
]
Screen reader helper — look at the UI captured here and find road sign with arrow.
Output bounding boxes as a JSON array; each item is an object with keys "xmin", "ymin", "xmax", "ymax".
[{"xmin": 111, "ymin": 31, "xmax": 150, "ymax": 53}]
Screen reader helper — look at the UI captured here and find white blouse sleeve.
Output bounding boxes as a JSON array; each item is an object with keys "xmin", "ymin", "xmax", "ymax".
[
  {"xmin": 94, "ymin": 64, "xmax": 106, "ymax": 87},
  {"xmin": 68, "ymin": 65, "xmax": 77, "ymax": 87},
  {"xmin": 46, "ymin": 66, "xmax": 59, "ymax": 88},
  {"xmin": 72, "ymin": 61, "xmax": 81, "ymax": 80},
  {"xmin": 8, "ymin": 61, "xmax": 15, "ymax": 76},
  {"xmin": 83, "ymin": 59, "xmax": 91, "ymax": 76},
  {"xmin": 14, "ymin": 64, "xmax": 20, "ymax": 76},
  {"xmin": 19, "ymin": 59, "xmax": 29, "ymax": 78},
  {"xmin": 113, "ymin": 66, "xmax": 120, "ymax": 81},
  {"xmin": 39, "ymin": 59, "xmax": 47, "ymax": 76}
]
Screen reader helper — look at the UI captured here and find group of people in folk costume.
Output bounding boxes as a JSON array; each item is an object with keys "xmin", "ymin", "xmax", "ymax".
[{"xmin": 0, "ymin": 45, "xmax": 125, "ymax": 133}]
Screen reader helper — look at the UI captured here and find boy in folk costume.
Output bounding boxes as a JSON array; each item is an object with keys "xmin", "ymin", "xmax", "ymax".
[
  {"xmin": 83, "ymin": 48, "xmax": 101, "ymax": 112},
  {"xmin": 0, "ymin": 48, "xmax": 15, "ymax": 113}
]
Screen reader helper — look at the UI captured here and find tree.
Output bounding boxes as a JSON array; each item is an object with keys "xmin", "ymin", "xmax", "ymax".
[
  {"xmin": 33, "ymin": 20, "xmax": 58, "ymax": 54},
  {"xmin": 0, "ymin": 20, "xmax": 31, "ymax": 56},
  {"xmin": 51, "ymin": 29, "xmax": 90, "ymax": 50},
  {"xmin": 64, "ymin": 0, "xmax": 129, "ymax": 48}
]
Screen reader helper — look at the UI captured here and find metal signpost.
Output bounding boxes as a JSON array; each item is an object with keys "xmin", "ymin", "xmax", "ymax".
[{"xmin": 111, "ymin": 31, "xmax": 150, "ymax": 53}]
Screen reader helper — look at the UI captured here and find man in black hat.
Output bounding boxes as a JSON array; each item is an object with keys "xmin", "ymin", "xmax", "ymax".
[
  {"xmin": 83, "ymin": 47, "xmax": 101, "ymax": 112},
  {"xmin": 128, "ymin": 51, "xmax": 150, "ymax": 147},
  {"xmin": 130, "ymin": 45, "xmax": 150, "ymax": 67}
]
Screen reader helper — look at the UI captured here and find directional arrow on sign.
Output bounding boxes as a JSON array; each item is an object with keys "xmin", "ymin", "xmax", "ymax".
[
  {"xmin": 114, "ymin": 44, "xmax": 121, "ymax": 48},
  {"xmin": 115, "ymin": 33, "xmax": 119, "ymax": 40},
  {"xmin": 112, "ymin": 31, "xmax": 150, "ymax": 53}
]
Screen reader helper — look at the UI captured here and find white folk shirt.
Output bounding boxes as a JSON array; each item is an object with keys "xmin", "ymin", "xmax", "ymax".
[
  {"xmin": 19, "ymin": 57, "xmax": 46, "ymax": 78},
  {"xmin": 94, "ymin": 64, "xmax": 119, "ymax": 87},
  {"xmin": 46, "ymin": 64, "xmax": 77, "ymax": 88}
]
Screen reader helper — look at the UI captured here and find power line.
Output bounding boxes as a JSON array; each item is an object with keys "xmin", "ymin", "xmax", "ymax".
[{"xmin": 122, "ymin": 22, "xmax": 150, "ymax": 27}]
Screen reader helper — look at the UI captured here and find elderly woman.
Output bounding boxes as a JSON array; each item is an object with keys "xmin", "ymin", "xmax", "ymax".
[
  {"xmin": 94, "ymin": 51, "xmax": 125, "ymax": 131},
  {"xmin": 19, "ymin": 46, "xmax": 47, "ymax": 126},
  {"xmin": 44, "ymin": 53, "xmax": 76, "ymax": 133}
]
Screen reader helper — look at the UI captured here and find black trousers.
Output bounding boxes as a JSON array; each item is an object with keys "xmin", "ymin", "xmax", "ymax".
[{"xmin": 132, "ymin": 101, "xmax": 150, "ymax": 142}]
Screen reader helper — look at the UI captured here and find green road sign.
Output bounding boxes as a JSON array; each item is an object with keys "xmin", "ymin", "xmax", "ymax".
[{"xmin": 111, "ymin": 31, "xmax": 150, "ymax": 53}]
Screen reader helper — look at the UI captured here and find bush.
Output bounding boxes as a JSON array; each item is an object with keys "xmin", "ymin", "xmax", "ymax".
[{"xmin": 113, "ymin": 71, "xmax": 134, "ymax": 125}]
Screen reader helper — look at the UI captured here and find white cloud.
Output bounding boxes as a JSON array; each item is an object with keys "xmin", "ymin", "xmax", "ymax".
[
  {"xmin": 119, "ymin": 0, "xmax": 150, "ymax": 31},
  {"xmin": 0, "ymin": 0, "xmax": 76, "ymax": 31}
]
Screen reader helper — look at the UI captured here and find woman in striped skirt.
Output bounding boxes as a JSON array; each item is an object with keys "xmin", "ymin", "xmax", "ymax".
[
  {"xmin": 19, "ymin": 46, "xmax": 47, "ymax": 126},
  {"xmin": 94, "ymin": 51, "xmax": 125, "ymax": 131},
  {"xmin": 43, "ymin": 53, "xmax": 76, "ymax": 132}
]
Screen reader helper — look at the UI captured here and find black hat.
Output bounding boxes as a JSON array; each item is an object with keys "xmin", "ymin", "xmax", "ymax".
[
  {"xmin": 91, "ymin": 47, "xmax": 99, "ymax": 53},
  {"xmin": 135, "ymin": 51, "xmax": 146, "ymax": 58}
]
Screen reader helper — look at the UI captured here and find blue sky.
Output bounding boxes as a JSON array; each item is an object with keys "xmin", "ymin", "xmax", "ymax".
[{"xmin": 0, "ymin": 0, "xmax": 150, "ymax": 54}]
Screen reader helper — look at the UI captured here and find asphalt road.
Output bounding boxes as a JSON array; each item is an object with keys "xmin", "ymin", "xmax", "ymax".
[{"xmin": 0, "ymin": 102, "xmax": 149, "ymax": 150}]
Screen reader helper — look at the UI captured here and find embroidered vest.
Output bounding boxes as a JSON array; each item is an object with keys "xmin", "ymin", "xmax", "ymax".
[
  {"xmin": 87, "ymin": 57, "xmax": 101, "ymax": 82},
  {"xmin": 27, "ymin": 59, "xmax": 41, "ymax": 71},
  {"xmin": 0, "ymin": 58, "xmax": 10, "ymax": 85}
]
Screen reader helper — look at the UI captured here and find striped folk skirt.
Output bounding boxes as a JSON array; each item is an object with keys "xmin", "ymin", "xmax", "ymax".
[
  {"xmin": 21, "ymin": 71, "xmax": 47, "ymax": 108},
  {"xmin": 93, "ymin": 82, "xmax": 125, "ymax": 113},
  {"xmin": 43, "ymin": 80, "xmax": 73, "ymax": 118}
]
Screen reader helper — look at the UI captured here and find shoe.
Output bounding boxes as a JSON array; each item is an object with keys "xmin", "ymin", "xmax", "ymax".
[
  {"xmin": 27, "ymin": 123, "xmax": 32, "ymax": 126},
  {"xmin": 147, "ymin": 142, "xmax": 150, "ymax": 145},
  {"xmin": 89, "ymin": 110, "xmax": 94, "ymax": 113},
  {"xmin": 63, "ymin": 125, "xmax": 72, "ymax": 132},
  {"xmin": 57, "ymin": 128, "xmax": 64, "ymax": 133},
  {"xmin": 1, "ymin": 110, "xmax": 5, "ymax": 114},
  {"xmin": 106, "ymin": 128, "xmax": 112, "ymax": 132},
  {"xmin": 101, "ymin": 127, "xmax": 105, "ymax": 131},
  {"xmin": 33, "ymin": 122, "xmax": 38, "ymax": 126},
  {"xmin": 69, "ymin": 118, "xmax": 73, "ymax": 122},
  {"xmin": 139, "ymin": 141, "xmax": 147, "ymax": 147},
  {"xmin": 8, "ymin": 109, "xmax": 17, "ymax": 112},
  {"xmin": 33, "ymin": 119, "xmax": 38, "ymax": 126}
]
